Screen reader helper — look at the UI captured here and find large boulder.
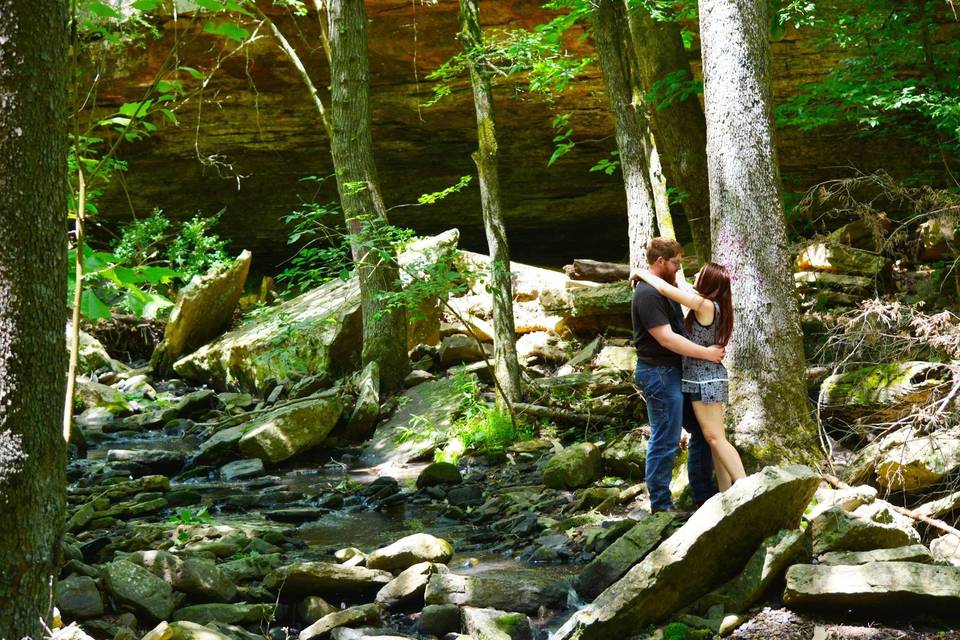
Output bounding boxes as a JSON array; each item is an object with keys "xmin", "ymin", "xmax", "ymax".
[
  {"xmin": 345, "ymin": 362, "xmax": 380, "ymax": 440},
  {"xmin": 575, "ymin": 512, "xmax": 674, "ymax": 601},
  {"xmin": 299, "ymin": 603, "xmax": 383, "ymax": 640},
  {"xmin": 366, "ymin": 534, "xmax": 454, "ymax": 573},
  {"xmin": 543, "ymin": 443, "xmax": 601, "ymax": 490},
  {"xmin": 101, "ymin": 560, "xmax": 176, "ymax": 621},
  {"xmin": 794, "ymin": 242, "xmax": 887, "ymax": 276},
  {"xmin": 264, "ymin": 562, "xmax": 393, "ymax": 601},
  {"xmin": 375, "ymin": 562, "xmax": 449, "ymax": 609},
  {"xmin": 416, "ymin": 462, "xmax": 462, "ymax": 489},
  {"xmin": 783, "ymin": 562, "xmax": 960, "ymax": 612},
  {"xmin": 362, "ymin": 375, "xmax": 475, "ymax": 467},
  {"xmin": 685, "ymin": 528, "xmax": 807, "ymax": 615},
  {"xmin": 552, "ymin": 466, "xmax": 820, "ymax": 640},
  {"xmin": 810, "ymin": 501, "xmax": 919, "ymax": 555},
  {"xmin": 462, "ymin": 607, "xmax": 533, "ymax": 640},
  {"xmin": 153, "ymin": 251, "xmax": 252, "ymax": 373},
  {"xmin": 125, "ymin": 549, "xmax": 236, "ymax": 602},
  {"xmin": 238, "ymin": 394, "xmax": 343, "ymax": 463},
  {"xmin": 56, "ymin": 575, "xmax": 104, "ymax": 619},
  {"xmin": 845, "ymin": 424, "xmax": 960, "ymax": 493},
  {"xmin": 602, "ymin": 429, "xmax": 648, "ymax": 481},
  {"xmin": 424, "ymin": 573, "xmax": 568, "ymax": 615},
  {"xmin": 74, "ymin": 325, "xmax": 126, "ymax": 374},
  {"xmin": 174, "ymin": 276, "xmax": 361, "ymax": 393},
  {"xmin": 820, "ymin": 362, "xmax": 954, "ymax": 426},
  {"xmin": 539, "ymin": 282, "xmax": 632, "ymax": 336}
]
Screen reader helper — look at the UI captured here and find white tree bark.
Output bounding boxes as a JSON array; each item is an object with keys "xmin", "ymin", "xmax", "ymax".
[{"xmin": 699, "ymin": 0, "xmax": 819, "ymax": 465}]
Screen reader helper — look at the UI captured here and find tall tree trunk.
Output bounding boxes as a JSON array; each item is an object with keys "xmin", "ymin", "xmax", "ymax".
[
  {"xmin": 625, "ymin": 4, "xmax": 712, "ymax": 262},
  {"xmin": 590, "ymin": 0, "xmax": 658, "ymax": 269},
  {"xmin": 458, "ymin": 0, "xmax": 522, "ymax": 407},
  {"xmin": 328, "ymin": 0, "xmax": 409, "ymax": 393},
  {"xmin": 0, "ymin": 1, "xmax": 68, "ymax": 636},
  {"xmin": 699, "ymin": 0, "xmax": 818, "ymax": 465}
]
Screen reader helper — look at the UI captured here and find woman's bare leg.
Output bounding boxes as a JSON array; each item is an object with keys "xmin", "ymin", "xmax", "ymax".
[
  {"xmin": 693, "ymin": 400, "xmax": 746, "ymax": 490},
  {"xmin": 712, "ymin": 451, "xmax": 733, "ymax": 491}
]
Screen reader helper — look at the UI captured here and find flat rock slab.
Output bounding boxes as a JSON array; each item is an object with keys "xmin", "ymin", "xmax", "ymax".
[
  {"xmin": 101, "ymin": 559, "xmax": 176, "ymax": 621},
  {"xmin": 783, "ymin": 562, "xmax": 960, "ymax": 613},
  {"xmin": 811, "ymin": 501, "xmax": 919, "ymax": 555},
  {"xmin": 265, "ymin": 562, "xmax": 393, "ymax": 602},
  {"xmin": 818, "ymin": 544, "xmax": 933, "ymax": 566},
  {"xmin": 362, "ymin": 376, "xmax": 475, "ymax": 467},
  {"xmin": 424, "ymin": 573, "xmax": 568, "ymax": 615},
  {"xmin": 574, "ymin": 512, "xmax": 674, "ymax": 601},
  {"xmin": 153, "ymin": 250, "xmax": 251, "ymax": 373},
  {"xmin": 299, "ymin": 603, "xmax": 383, "ymax": 640},
  {"xmin": 173, "ymin": 602, "xmax": 275, "ymax": 625},
  {"xmin": 174, "ymin": 276, "xmax": 362, "ymax": 393},
  {"xmin": 375, "ymin": 562, "xmax": 449, "ymax": 610},
  {"xmin": 553, "ymin": 465, "xmax": 820, "ymax": 640}
]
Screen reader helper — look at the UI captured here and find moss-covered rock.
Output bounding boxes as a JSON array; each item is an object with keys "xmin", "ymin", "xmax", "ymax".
[
  {"xmin": 238, "ymin": 394, "xmax": 344, "ymax": 463},
  {"xmin": 153, "ymin": 250, "xmax": 252, "ymax": 374},
  {"xmin": 543, "ymin": 443, "xmax": 601, "ymax": 490},
  {"xmin": 795, "ymin": 242, "xmax": 887, "ymax": 276}
]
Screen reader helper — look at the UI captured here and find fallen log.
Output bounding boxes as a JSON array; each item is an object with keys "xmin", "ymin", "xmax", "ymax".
[
  {"xmin": 563, "ymin": 259, "xmax": 630, "ymax": 283},
  {"xmin": 512, "ymin": 401, "xmax": 621, "ymax": 427}
]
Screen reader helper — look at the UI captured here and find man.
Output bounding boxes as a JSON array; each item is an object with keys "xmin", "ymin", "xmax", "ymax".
[{"xmin": 632, "ymin": 237, "xmax": 723, "ymax": 515}]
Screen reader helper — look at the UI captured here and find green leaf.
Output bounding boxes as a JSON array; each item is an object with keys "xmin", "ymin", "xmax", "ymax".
[
  {"xmin": 87, "ymin": 1, "xmax": 122, "ymax": 18},
  {"xmin": 141, "ymin": 293, "xmax": 175, "ymax": 318},
  {"xmin": 203, "ymin": 21, "xmax": 250, "ymax": 41},
  {"xmin": 80, "ymin": 290, "xmax": 112, "ymax": 321},
  {"xmin": 179, "ymin": 66, "xmax": 205, "ymax": 81},
  {"xmin": 131, "ymin": 0, "xmax": 160, "ymax": 10},
  {"xmin": 119, "ymin": 100, "xmax": 152, "ymax": 117},
  {"xmin": 160, "ymin": 108, "xmax": 179, "ymax": 125}
]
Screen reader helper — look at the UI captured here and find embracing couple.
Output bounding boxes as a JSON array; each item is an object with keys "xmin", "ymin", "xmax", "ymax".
[{"xmin": 630, "ymin": 237, "xmax": 746, "ymax": 518}]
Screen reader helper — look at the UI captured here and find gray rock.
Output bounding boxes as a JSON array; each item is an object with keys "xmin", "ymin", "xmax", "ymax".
[
  {"xmin": 439, "ymin": 334, "xmax": 487, "ymax": 368},
  {"xmin": 914, "ymin": 490, "xmax": 960, "ymax": 520},
  {"xmin": 238, "ymin": 394, "xmax": 344, "ymax": 463},
  {"xmin": 173, "ymin": 603, "xmax": 275, "ymax": 626},
  {"xmin": 818, "ymin": 544, "xmax": 934, "ymax": 566},
  {"xmin": 930, "ymin": 533, "xmax": 960, "ymax": 566},
  {"xmin": 602, "ymin": 429, "xmax": 647, "ymax": 481},
  {"xmin": 446, "ymin": 484, "xmax": 483, "ymax": 507},
  {"xmin": 686, "ymin": 528, "xmax": 807, "ymax": 615},
  {"xmin": 220, "ymin": 458, "xmax": 265, "ymax": 481},
  {"xmin": 56, "ymin": 575, "xmax": 104, "ymax": 619},
  {"xmin": 367, "ymin": 533, "xmax": 454, "ymax": 574},
  {"xmin": 299, "ymin": 603, "xmax": 383, "ymax": 640},
  {"xmin": 153, "ymin": 251, "xmax": 252, "ymax": 373},
  {"xmin": 375, "ymin": 562, "xmax": 449, "ymax": 609},
  {"xmin": 805, "ymin": 484, "xmax": 877, "ymax": 521},
  {"xmin": 574, "ymin": 512, "xmax": 674, "ymax": 601},
  {"xmin": 297, "ymin": 596, "xmax": 338, "ymax": 625},
  {"xmin": 219, "ymin": 552, "xmax": 284, "ymax": 583},
  {"xmin": 462, "ymin": 607, "xmax": 532, "ymax": 640},
  {"xmin": 167, "ymin": 621, "xmax": 232, "ymax": 640},
  {"xmin": 125, "ymin": 549, "xmax": 236, "ymax": 603},
  {"xmin": 105, "ymin": 449, "xmax": 185, "ymax": 475},
  {"xmin": 419, "ymin": 604, "xmax": 462, "ymax": 636},
  {"xmin": 404, "ymin": 370, "xmax": 435, "ymax": 388},
  {"xmin": 194, "ymin": 425, "xmax": 247, "ymax": 466},
  {"xmin": 363, "ymin": 376, "xmax": 476, "ymax": 467},
  {"xmin": 424, "ymin": 573, "xmax": 568, "ymax": 615},
  {"xmin": 416, "ymin": 462, "xmax": 462, "ymax": 489},
  {"xmin": 811, "ymin": 501, "xmax": 919, "ymax": 555},
  {"xmin": 783, "ymin": 562, "xmax": 960, "ymax": 612},
  {"xmin": 101, "ymin": 559, "xmax": 176, "ymax": 621},
  {"xmin": 543, "ymin": 443, "xmax": 601, "ymax": 490},
  {"xmin": 264, "ymin": 561, "xmax": 393, "ymax": 601},
  {"xmin": 552, "ymin": 465, "xmax": 820, "ymax": 640}
]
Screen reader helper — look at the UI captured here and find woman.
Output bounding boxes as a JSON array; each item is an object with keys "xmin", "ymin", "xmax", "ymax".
[{"xmin": 633, "ymin": 262, "xmax": 746, "ymax": 491}]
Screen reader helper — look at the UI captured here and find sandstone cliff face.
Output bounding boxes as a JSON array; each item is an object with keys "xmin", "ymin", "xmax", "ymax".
[{"xmin": 93, "ymin": 1, "xmax": 943, "ymax": 267}]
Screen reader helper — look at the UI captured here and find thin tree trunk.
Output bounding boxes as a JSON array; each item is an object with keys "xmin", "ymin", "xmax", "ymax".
[
  {"xmin": 458, "ymin": 0, "xmax": 522, "ymax": 407},
  {"xmin": 64, "ymin": 170, "xmax": 86, "ymax": 441},
  {"xmin": 699, "ymin": 0, "xmax": 818, "ymax": 465},
  {"xmin": 328, "ymin": 0, "xmax": 409, "ymax": 393},
  {"xmin": 625, "ymin": 3, "xmax": 712, "ymax": 262},
  {"xmin": 0, "ymin": 1, "xmax": 69, "ymax": 636},
  {"xmin": 644, "ymin": 130, "xmax": 676, "ymax": 240},
  {"xmin": 590, "ymin": 0, "xmax": 657, "ymax": 269}
]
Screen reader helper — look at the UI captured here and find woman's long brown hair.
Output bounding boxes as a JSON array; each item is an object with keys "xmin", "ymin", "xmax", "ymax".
[{"xmin": 686, "ymin": 262, "xmax": 734, "ymax": 346}]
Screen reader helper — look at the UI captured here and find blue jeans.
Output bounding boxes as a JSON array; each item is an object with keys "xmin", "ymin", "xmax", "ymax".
[{"xmin": 635, "ymin": 362, "xmax": 717, "ymax": 511}]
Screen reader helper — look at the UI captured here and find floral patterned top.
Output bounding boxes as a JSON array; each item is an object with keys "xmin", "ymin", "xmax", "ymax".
[{"xmin": 681, "ymin": 301, "xmax": 729, "ymax": 404}]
